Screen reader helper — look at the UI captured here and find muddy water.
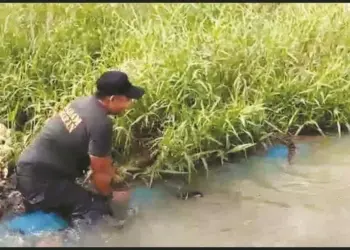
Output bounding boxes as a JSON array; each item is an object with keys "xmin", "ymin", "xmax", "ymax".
[{"xmin": 3, "ymin": 135, "xmax": 350, "ymax": 247}]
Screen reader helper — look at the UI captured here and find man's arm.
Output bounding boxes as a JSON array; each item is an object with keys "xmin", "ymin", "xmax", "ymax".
[
  {"xmin": 89, "ymin": 155, "xmax": 114, "ymax": 196},
  {"xmin": 88, "ymin": 119, "xmax": 115, "ymax": 196}
]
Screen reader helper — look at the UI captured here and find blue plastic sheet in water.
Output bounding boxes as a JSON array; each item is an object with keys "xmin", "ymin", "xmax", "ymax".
[
  {"xmin": 265, "ymin": 143, "xmax": 310, "ymax": 160},
  {"xmin": 4, "ymin": 211, "xmax": 68, "ymax": 235},
  {"xmin": 266, "ymin": 144, "xmax": 289, "ymax": 159},
  {"xmin": 130, "ymin": 186, "xmax": 165, "ymax": 206},
  {"xmin": 1, "ymin": 187, "xmax": 163, "ymax": 235}
]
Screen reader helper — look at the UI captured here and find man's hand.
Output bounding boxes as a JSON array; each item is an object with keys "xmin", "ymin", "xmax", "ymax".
[
  {"xmin": 111, "ymin": 169, "xmax": 124, "ymax": 183},
  {"xmin": 88, "ymin": 155, "xmax": 127, "ymax": 196},
  {"xmin": 91, "ymin": 172, "xmax": 113, "ymax": 196},
  {"xmin": 89, "ymin": 155, "xmax": 115, "ymax": 196}
]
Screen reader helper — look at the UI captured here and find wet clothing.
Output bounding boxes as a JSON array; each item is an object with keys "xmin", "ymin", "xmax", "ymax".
[
  {"xmin": 16, "ymin": 163, "xmax": 112, "ymax": 225},
  {"xmin": 15, "ymin": 96, "xmax": 114, "ymax": 224}
]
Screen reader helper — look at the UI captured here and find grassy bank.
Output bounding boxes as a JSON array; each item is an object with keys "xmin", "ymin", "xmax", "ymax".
[{"xmin": 1, "ymin": 3, "xmax": 350, "ymax": 182}]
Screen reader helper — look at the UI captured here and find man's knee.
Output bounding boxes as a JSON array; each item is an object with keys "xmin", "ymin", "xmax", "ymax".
[
  {"xmin": 17, "ymin": 176, "xmax": 111, "ymax": 225},
  {"xmin": 57, "ymin": 182, "xmax": 110, "ymax": 221}
]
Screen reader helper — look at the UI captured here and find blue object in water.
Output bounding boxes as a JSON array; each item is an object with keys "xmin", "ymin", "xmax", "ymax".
[
  {"xmin": 265, "ymin": 143, "xmax": 310, "ymax": 159},
  {"xmin": 2, "ymin": 187, "xmax": 167, "ymax": 235},
  {"xmin": 266, "ymin": 144, "xmax": 289, "ymax": 159},
  {"xmin": 130, "ymin": 186, "xmax": 164, "ymax": 206},
  {"xmin": 4, "ymin": 211, "xmax": 68, "ymax": 235}
]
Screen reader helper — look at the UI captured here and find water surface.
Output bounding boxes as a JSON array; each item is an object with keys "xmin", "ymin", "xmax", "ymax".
[{"xmin": 3, "ymin": 135, "xmax": 350, "ymax": 247}]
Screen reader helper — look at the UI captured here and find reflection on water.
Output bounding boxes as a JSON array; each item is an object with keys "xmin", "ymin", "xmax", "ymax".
[{"xmin": 4, "ymin": 135, "xmax": 350, "ymax": 246}]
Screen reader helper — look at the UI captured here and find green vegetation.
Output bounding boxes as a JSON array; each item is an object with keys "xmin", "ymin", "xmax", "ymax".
[{"xmin": 1, "ymin": 3, "xmax": 350, "ymax": 182}]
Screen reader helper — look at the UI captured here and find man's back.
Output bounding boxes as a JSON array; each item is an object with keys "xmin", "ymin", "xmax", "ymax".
[{"xmin": 17, "ymin": 96, "xmax": 113, "ymax": 179}]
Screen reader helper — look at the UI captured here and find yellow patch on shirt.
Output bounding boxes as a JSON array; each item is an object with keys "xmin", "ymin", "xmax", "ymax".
[{"xmin": 59, "ymin": 106, "xmax": 82, "ymax": 133}]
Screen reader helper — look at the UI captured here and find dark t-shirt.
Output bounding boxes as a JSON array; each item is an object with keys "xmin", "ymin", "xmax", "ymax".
[{"xmin": 17, "ymin": 96, "xmax": 113, "ymax": 179}]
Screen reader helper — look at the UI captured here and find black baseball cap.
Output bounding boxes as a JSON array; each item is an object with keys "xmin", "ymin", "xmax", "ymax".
[{"xmin": 96, "ymin": 70, "xmax": 145, "ymax": 99}]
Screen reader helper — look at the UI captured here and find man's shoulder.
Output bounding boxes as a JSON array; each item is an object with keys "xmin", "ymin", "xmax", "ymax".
[
  {"xmin": 71, "ymin": 95, "xmax": 95, "ymax": 107},
  {"xmin": 71, "ymin": 96, "xmax": 105, "ymax": 118},
  {"xmin": 91, "ymin": 115, "xmax": 113, "ymax": 131},
  {"xmin": 71, "ymin": 96, "xmax": 113, "ymax": 130}
]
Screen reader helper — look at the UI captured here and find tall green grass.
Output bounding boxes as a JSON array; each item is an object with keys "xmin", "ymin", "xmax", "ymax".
[{"xmin": 1, "ymin": 3, "xmax": 350, "ymax": 181}]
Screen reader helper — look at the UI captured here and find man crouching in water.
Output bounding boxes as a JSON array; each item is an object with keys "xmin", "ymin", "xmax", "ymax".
[{"xmin": 15, "ymin": 70, "xmax": 145, "ymax": 232}]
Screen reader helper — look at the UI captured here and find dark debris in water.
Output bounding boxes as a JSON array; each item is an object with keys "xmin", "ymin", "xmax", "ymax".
[
  {"xmin": 0, "ymin": 175, "xmax": 25, "ymax": 220},
  {"xmin": 176, "ymin": 191, "xmax": 204, "ymax": 200}
]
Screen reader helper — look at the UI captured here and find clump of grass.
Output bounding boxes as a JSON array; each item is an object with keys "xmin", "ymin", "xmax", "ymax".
[
  {"xmin": 1, "ymin": 3, "xmax": 350, "ymax": 183},
  {"xmin": 0, "ymin": 123, "xmax": 14, "ymax": 177}
]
